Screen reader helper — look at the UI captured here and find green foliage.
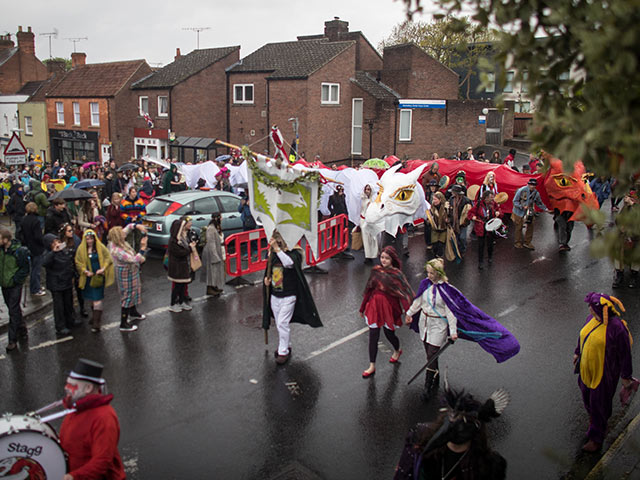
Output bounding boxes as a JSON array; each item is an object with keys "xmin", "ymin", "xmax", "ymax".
[
  {"xmin": 43, "ymin": 57, "xmax": 72, "ymax": 71},
  {"xmin": 399, "ymin": 0, "xmax": 640, "ymax": 264},
  {"xmin": 379, "ymin": 16, "xmax": 496, "ymax": 98}
]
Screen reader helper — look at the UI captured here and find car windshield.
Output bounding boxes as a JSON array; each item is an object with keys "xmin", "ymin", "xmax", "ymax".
[{"xmin": 146, "ymin": 199, "xmax": 172, "ymax": 216}]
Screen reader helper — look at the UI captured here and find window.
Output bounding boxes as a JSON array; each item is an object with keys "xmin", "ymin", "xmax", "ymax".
[
  {"xmin": 515, "ymin": 102, "xmax": 531, "ymax": 113},
  {"xmin": 233, "ymin": 84, "xmax": 254, "ymax": 104},
  {"xmin": 399, "ymin": 109, "xmax": 412, "ymax": 142},
  {"xmin": 194, "ymin": 197, "xmax": 220, "ymax": 214},
  {"xmin": 321, "ymin": 83, "xmax": 340, "ymax": 104},
  {"xmin": 56, "ymin": 102, "xmax": 64, "ymax": 124},
  {"xmin": 485, "ymin": 73, "xmax": 496, "ymax": 93},
  {"xmin": 521, "ymin": 71, "xmax": 529, "ymax": 93},
  {"xmin": 139, "ymin": 96, "xmax": 149, "ymax": 115},
  {"xmin": 73, "ymin": 102, "xmax": 80, "ymax": 125},
  {"xmin": 24, "ymin": 116, "xmax": 32, "ymax": 135},
  {"xmin": 504, "ymin": 71, "xmax": 514, "ymax": 93},
  {"xmin": 217, "ymin": 195, "xmax": 241, "ymax": 213},
  {"xmin": 90, "ymin": 102, "xmax": 100, "ymax": 126},
  {"xmin": 158, "ymin": 96, "xmax": 168, "ymax": 117},
  {"xmin": 351, "ymin": 98, "xmax": 363, "ymax": 155}
]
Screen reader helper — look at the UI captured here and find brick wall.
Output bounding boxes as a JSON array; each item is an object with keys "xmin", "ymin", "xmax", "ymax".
[
  {"xmin": 46, "ymin": 97, "xmax": 111, "ymax": 144},
  {"xmin": 130, "ymin": 88, "xmax": 171, "ymax": 132},
  {"xmin": 0, "ymin": 50, "xmax": 48, "ymax": 94},
  {"xmin": 228, "ymin": 72, "xmax": 271, "ymax": 154}
]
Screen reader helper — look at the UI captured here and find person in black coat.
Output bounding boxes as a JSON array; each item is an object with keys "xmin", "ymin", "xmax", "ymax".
[
  {"xmin": 44, "ymin": 199, "xmax": 72, "ymax": 235},
  {"xmin": 6, "ymin": 183, "xmax": 26, "ymax": 241},
  {"xmin": 21, "ymin": 203, "xmax": 47, "ymax": 296},
  {"xmin": 328, "ymin": 185, "xmax": 348, "ymax": 218},
  {"xmin": 43, "ymin": 233, "xmax": 80, "ymax": 336},
  {"xmin": 167, "ymin": 216, "xmax": 196, "ymax": 312}
]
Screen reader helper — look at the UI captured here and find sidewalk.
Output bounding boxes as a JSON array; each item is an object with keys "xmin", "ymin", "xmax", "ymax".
[
  {"xmin": 585, "ymin": 389, "xmax": 640, "ymax": 480},
  {"xmin": 0, "ymin": 216, "xmax": 53, "ymax": 336}
]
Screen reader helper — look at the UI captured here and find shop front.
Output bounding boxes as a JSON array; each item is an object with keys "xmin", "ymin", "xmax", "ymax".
[
  {"xmin": 49, "ymin": 129, "xmax": 99, "ymax": 164},
  {"xmin": 133, "ymin": 128, "xmax": 169, "ymax": 160}
]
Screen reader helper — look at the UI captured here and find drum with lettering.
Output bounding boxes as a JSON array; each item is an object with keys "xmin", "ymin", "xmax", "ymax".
[{"xmin": 0, "ymin": 414, "xmax": 66, "ymax": 479}]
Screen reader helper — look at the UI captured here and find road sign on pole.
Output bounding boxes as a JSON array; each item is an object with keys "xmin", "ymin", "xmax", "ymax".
[{"xmin": 3, "ymin": 132, "xmax": 28, "ymax": 165}]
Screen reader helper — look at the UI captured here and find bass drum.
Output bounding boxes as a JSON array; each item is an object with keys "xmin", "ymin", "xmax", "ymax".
[{"xmin": 0, "ymin": 414, "xmax": 66, "ymax": 479}]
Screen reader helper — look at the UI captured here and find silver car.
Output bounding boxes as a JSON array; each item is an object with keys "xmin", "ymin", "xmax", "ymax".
[{"xmin": 143, "ymin": 190, "xmax": 244, "ymax": 249}]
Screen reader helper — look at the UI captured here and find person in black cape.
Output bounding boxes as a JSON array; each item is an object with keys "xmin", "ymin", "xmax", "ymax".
[{"xmin": 263, "ymin": 230, "xmax": 322, "ymax": 365}]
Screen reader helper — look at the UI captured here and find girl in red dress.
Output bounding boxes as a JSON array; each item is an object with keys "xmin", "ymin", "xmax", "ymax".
[{"xmin": 360, "ymin": 246, "xmax": 414, "ymax": 378}]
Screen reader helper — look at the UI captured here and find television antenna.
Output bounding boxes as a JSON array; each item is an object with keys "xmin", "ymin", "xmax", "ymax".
[
  {"xmin": 39, "ymin": 28, "xmax": 58, "ymax": 59},
  {"xmin": 65, "ymin": 37, "xmax": 88, "ymax": 53},
  {"xmin": 182, "ymin": 27, "xmax": 210, "ymax": 49}
]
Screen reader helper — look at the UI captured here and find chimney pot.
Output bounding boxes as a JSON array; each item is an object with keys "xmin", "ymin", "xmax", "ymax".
[
  {"xmin": 28, "ymin": 26, "xmax": 32, "ymax": 33},
  {"xmin": 18, "ymin": 26, "xmax": 23, "ymax": 32},
  {"xmin": 16, "ymin": 26, "xmax": 35, "ymax": 55},
  {"xmin": 71, "ymin": 52, "xmax": 87, "ymax": 68},
  {"xmin": 175, "ymin": 48, "xmax": 181, "ymax": 61}
]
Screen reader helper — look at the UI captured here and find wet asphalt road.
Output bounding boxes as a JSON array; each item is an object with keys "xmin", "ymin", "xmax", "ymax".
[{"xmin": 1, "ymin": 211, "xmax": 639, "ymax": 480}]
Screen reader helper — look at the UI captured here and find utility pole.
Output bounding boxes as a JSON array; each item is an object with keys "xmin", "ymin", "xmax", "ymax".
[
  {"xmin": 182, "ymin": 27, "xmax": 210, "ymax": 49},
  {"xmin": 65, "ymin": 37, "xmax": 88, "ymax": 53},
  {"xmin": 39, "ymin": 28, "xmax": 58, "ymax": 59}
]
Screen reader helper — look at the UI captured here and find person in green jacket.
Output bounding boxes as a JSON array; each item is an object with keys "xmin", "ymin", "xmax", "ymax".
[
  {"xmin": 0, "ymin": 227, "xmax": 30, "ymax": 352},
  {"xmin": 29, "ymin": 179, "xmax": 49, "ymax": 228},
  {"xmin": 161, "ymin": 164, "xmax": 181, "ymax": 195}
]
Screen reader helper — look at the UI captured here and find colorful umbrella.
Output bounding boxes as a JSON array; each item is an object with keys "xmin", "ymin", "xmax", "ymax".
[
  {"xmin": 362, "ymin": 158, "xmax": 390, "ymax": 169},
  {"xmin": 82, "ymin": 161, "xmax": 98, "ymax": 169}
]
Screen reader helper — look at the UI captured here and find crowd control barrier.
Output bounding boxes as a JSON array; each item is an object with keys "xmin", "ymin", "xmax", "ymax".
[{"xmin": 224, "ymin": 213, "xmax": 350, "ymax": 279}]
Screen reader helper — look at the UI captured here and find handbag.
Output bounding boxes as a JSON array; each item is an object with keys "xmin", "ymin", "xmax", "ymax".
[
  {"xmin": 190, "ymin": 251, "xmax": 202, "ymax": 272},
  {"xmin": 89, "ymin": 273, "xmax": 104, "ymax": 288},
  {"xmin": 351, "ymin": 228, "xmax": 363, "ymax": 250}
]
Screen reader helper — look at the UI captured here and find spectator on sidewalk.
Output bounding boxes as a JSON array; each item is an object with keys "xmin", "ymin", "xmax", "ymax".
[
  {"xmin": 45, "ymin": 198, "xmax": 72, "ymax": 235},
  {"xmin": 106, "ymin": 193, "xmax": 126, "ymax": 231},
  {"xmin": 6, "ymin": 183, "xmax": 26, "ymax": 241},
  {"xmin": 0, "ymin": 227, "xmax": 30, "ymax": 352},
  {"xmin": 43, "ymin": 232, "xmax": 80, "ymax": 337},
  {"xmin": 22, "ymin": 202, "xmax": 47, "ymax": 296},
  {"xmin": 29, "ymin": 179, "xmax": 49, "ymax": 228}
]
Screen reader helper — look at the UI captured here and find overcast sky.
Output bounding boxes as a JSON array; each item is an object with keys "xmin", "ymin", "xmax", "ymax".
[{"xmin": 2, "ymin": 0, "xmax": 439, "ymax": 66}]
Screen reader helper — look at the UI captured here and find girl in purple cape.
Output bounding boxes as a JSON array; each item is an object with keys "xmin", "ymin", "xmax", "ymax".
[
  {"xmin": 406, "ymin": 258, "xmax": 521, "ymax": 401},
  {"xmin": 575, "ymin": 293, "xmax": 639, "ymax": 452}
]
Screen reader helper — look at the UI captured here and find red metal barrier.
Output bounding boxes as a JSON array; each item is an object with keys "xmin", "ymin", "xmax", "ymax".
[
  {"xmin": 224, "ymin": 228, "xmax": 269, "ymax": 277},
  {"xmin": 305, "ymin": 214, "xmax": 349, "ymax": 267}
]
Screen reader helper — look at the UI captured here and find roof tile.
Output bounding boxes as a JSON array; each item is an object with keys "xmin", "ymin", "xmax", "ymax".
[
  {"xmin": 351, "ymin": 71, "xmax": 400, "ymax": 101},
  {"xmin": 47, "ymin": 60, "xmax": 147, "ymax": 97}
]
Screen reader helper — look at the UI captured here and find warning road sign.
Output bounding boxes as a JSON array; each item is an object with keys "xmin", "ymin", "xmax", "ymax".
[{"xmin": 3, "ymin": 132, "xmax": 28, "ymax": 165}]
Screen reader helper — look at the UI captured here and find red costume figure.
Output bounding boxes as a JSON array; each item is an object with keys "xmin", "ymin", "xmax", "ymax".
[{"xmin": 60, "ymin": 359, "xmax": 126, "ymax": 480}]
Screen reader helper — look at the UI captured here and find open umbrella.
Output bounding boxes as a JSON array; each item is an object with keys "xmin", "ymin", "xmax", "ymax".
[
  {"xmin": 50, "ymin": 188, "xmax": 94, "ymax": 202},
  {"xmin": 117, "ymin": 163, "xmax": 137, "ymax": 172},
  {"xmin": 82, "ymin": 161, "xmax": 98, "ymax": 169},
  {"xmin": 75, "ymin": 179, "xmax": 105, "ymax": 189},
  {"xmin": 362, "ymin": 158, "xmax": 390, "ymax": 169},
  {"xmin": 215, "ymin": 154, "xmax": 232, "ymax": 162}
]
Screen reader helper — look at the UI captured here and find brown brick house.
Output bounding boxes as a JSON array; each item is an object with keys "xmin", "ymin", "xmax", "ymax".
[
  {"xmin": 0, "ymin": 26, "xmax": 48, "ymax": 95},
  {"xmin": 46, "ymin": 55, "xmax": 152, "ymax": 164},
  {"xmin": 130, "ymin": 46, "xmax": 240, "ymax": 162}
]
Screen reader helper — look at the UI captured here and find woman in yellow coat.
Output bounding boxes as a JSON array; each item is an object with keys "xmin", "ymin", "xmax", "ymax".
[{"xmin": 75, "ymin": 229, "xmax": 114, "ymax": 332}]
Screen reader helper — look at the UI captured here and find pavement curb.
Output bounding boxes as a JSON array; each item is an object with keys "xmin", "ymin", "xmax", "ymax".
[{"xmin": 585, "ymin": 399, "xmax": 640, "ymax": 480}]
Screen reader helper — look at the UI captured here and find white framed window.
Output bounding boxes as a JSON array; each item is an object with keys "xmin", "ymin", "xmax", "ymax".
[
  {"xmin": 90, "ymin": 102, "xmax": 100, "ymax": 126},
  {"xmin": 24, "ymin": 116, "xmax": 33, "ymax": 135},
  {"xmin": 139, "ymin": 96, "xmax": 149, "ymax": 115},
  {"xmin": 321, "ymin": 83, "xmax": 340, "ymax": 104},
  {"xmin": 351, "ymin": 98, "xmax": 363, "ymax": 155},
  {"xmin": 521, "ymin": 71, "xmax": 529, "ymax": 93},
  {"xmin": 515, "ymin": 101, "xmax": 531, "ymax": 113},
  {"xmin": 56, "ymin": 102, "xmax": 64, "ymax": 124},
  {"xmin": 158, "ymin": 96, "xmax": 168, "ymax": 117},
  {"xmin": 73, "ymin": 102, "xmax": 80, "ymax": 125},
  {"xmin": 485, "ymin": 72, "xmax": 495, "ymax": 93},
  {"xmin": 233, "ymin": 84, "xmax": 254, "ymax": 104},
  {"xmin": 399, "ymin": 109, "xmax": 412, "ymax": 142},
  {"xmin": 504, "ymin": 71, "xmax": 515, "ymax": 93}
]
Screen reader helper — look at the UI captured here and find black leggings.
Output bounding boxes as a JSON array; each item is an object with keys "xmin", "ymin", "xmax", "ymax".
[
  {"xmin": 369, "ymin": 327, "xmax": 400, "ymax": 363},
  {"xmin": 171, "ymin": 283, "xmax": 188, "ymax": 305}
]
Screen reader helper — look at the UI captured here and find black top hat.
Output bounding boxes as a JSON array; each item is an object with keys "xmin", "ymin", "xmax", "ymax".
[
  {"xmin": 70, "ymin": 358, "xmax": 105, "ymax": 385},
  {"xmin": 455, "ymin": 170, "xmax": 466, "ymax": 178},
  {"xmin": 527, "ymin": 178, "xmax": 538, "ymax": 186},
  {"xmin": 451, "ymin": 184, "xmax": 465, "ymax": 194}
]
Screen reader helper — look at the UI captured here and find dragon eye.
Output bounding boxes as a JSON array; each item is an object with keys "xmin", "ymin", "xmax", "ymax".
[
  {"xmin": 393, "ymin": 189, "xmax": 414, "ymax": 202},
  {"xmin": 553, "ymin": 176, "xmax": 572, "ymax": 188}
]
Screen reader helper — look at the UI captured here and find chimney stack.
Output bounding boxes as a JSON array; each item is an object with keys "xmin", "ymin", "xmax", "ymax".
[
  {"xmin": 47, "ymin": 59, "xmax": 67, "ymax": 77},
  {"xmin": 175, "ymin": 48, "xmax": 181, "ymax": 61},
  {"xmin": 324, "ymin": 17, "xmax": 349, "ymax": 41},
  {"xmin": 71, "ymin": 52, "xmax": 86, "ymax": 68},
  {"xmin": 16, "ymin": 25, "xmax": 35, "ymax": 55},
  {"xmin": 0, "ymin": 34, "xmax": 14, "ymax": 50}
]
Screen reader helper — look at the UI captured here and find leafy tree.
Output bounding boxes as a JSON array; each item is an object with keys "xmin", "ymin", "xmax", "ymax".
[
  {"xmin": 43, "ymin": 57, "xmax": 72, "ymax": 71},
  {"xmin": 379, "ymin": 16, "xmax": 496, "ymax": 99},
  {"xmin": 398, "ymin": 0, "xmax": 640, "ymax": 264}
]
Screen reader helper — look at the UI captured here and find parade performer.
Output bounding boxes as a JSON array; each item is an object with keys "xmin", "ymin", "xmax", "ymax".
[
  {"xmin": 75, "ymin": 229, "xmax": 114, "ymax": 333},
  {"xmin": 511, "ymin": 178, "xmax": 548, "ymax": 250},
  {"xmin": 394, "ymin": 379, "xmax": 509, "ymax": 479},
  {"xmin": 60, "ymin": 358, "xmax": 126, "ymax": 480},
  {"xmin": 359, "ymin": 246, "xmax": 414, "ymax": 378},
  {"xmin": 405, "ymin": 259, "xmax": 457, "ymax": 401},
  {"xmin": 201, "ymin": 213, "xmax": 226, "ymax": 297},
  {"xmin": 469, "ymin": 191, "xmax": 502, "ymax": 269},
  {"xmin": 426, "ymin": 192, "xmax": 448, "ymax": 258},
  {"xmin": 574, "ymin": 293, "xmax": 639, "ymax": 452},
  {"xmin": 263, "ymin": 230, "xmax": 322, "ymax": 365},
  {"xmin": 360, "ymin": 184, "xmax": 378, "ymax": 264},
  {"xmin": 612, "ymin": 188, "xmax": 639, "ymax": 288}
]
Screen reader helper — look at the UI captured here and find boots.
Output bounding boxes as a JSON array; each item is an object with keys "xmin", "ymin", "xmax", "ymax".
[
  {"xmin": 119, "ymin": 307, "xmax": 138, "ymax": 332},
  {"xmin": 612, "ymin": 269, "xmax": 624, "ymax": 288},
  {"xmin": 207, "ymin": 285, "xmax": 221, "ymax": 296},
  {"xmin": 129, "ymin": 306, "xmax": 146, "ymax": 320},
  {"xmin": 420, "ymin": 368, "xmax": 439, "ymax": 402},
  {"xmin": 91, "ymin": 309, "xmax": 102, "ymax": 333},
  {"xmin": 629, "ymin": 270, "xmax": 639, "ymax": 289}
]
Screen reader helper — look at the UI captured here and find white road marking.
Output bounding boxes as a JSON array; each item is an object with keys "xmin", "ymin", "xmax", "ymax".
[
  {"xmin": 304, "ymin": 327, "xmax": 369, "ymax": 361},
  {"xmin": 497, "ymin": 305, "xmax": 518, "ymax": 318},
  {"xmin": 531, "ymin": 256, "xmax": 547, "ymax": 264},
  {"xmin": 30, "ymin": 336, "xmax": 74, "ymax": 350}
]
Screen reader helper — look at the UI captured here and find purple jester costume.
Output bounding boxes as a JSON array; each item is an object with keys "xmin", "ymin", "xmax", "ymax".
[{"xmin": 576, "ymin": 293, "xmax": 638, "ymax": 452}]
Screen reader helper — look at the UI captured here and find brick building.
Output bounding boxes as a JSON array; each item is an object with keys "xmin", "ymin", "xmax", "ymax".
[
  {"xmin": 0, "ymin": 26, "xmax": 48, "ymax": 95},
  {"xmin": 130, "ymin": 46, "xmax": 240, "ymax": 162},
  {"xmin": 46, "ymin": 54, "xmax": 152, "ymax": 164}
]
